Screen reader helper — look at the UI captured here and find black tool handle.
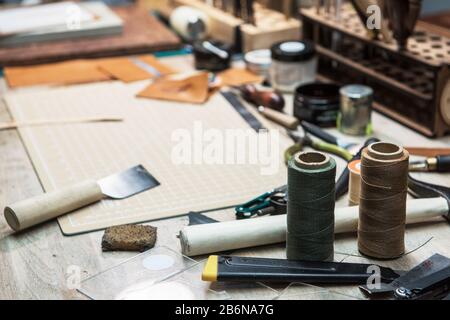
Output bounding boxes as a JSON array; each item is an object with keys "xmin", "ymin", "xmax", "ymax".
[
  {"xmin": 437, "ymin": 155, "xmax": 450, "ymax": 172},
  {"xmin": 407, "ymin": 174, "xmax": 450, "ymax": 222},
  {"xmin": 335, "ymin": 137, "xmax": 380, "ymax": 200},
  {"xmin": 301, "ymin": 121, "xmax": 338, "ymax": 146},
  {"xmin": 216, "ymin": 256, "xmax": 400, "ymax": 284}
]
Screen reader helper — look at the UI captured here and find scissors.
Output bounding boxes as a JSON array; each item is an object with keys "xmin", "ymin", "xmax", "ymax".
[
  {"xmin": 235, "ymin": 124, "xmax": 366, "ymax": 219},
  {"xmin": 235, "ymin": 185, "xmax": 288, "ymax": 219},
  {"xmin": 284, "ymin": 126, "xmax": 353, "ymax": 164}
]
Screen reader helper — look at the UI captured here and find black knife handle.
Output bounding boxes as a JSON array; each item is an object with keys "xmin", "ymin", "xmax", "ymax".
[
  {"xmin": 217, "ymin": 255, "xmax": 400, "ymax": 284},
  {"xmin": 301, "ymin": 121, "xmax": 338, "ymax": 146},
  {"xmin": 437, "ymin": 155, "xmax": 450, "ymax": 172},
  {"xmin": 335, "ymin": 169, "xmax": 351, "ymax": 200}
]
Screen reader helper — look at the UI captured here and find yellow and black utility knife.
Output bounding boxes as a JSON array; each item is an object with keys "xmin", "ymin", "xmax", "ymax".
[{"xmin": 202, "ymin": 255, "xmax": 402, "ymax": 284}]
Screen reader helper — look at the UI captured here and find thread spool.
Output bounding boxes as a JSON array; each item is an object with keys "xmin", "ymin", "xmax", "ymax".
[
  {"xmin": 287, "ymin": 151, "xmax": 336, "ymax": 262},
  {"xmin": 358, "ymin": 142, "xmax": 409, "ymax": 259},
  {"xmin": 348, "ymin": 159, "xmax": 361, "ymax": 206}
]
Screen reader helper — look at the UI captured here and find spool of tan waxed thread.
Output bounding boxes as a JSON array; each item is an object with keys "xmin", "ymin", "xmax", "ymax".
[
  {"xmin": 358, "ymin": 142, "xmax": 409, "ymax": 259},
  {"xmin": 348, "ymin": 160, "xmax": 361, "ymax": 206}
]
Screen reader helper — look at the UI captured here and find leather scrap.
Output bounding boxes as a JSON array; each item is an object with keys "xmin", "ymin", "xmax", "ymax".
[
  {"xmin": 4, "ymin": 54, "xmax": 174, "ymax": 88},
  {"xmin": 137, "ymin": 72, "xmax": 210, "ymax": 104},
  {"xmin": 4, "ymin": 59, "xmax": 112, "ymax": 88},
  {"xmin": 216, "ymin": 68, "xmax": 264, "ymax": 87},
  {"xmin": 97, "ymin": 55, "xmax": 175, "ymax": 83}
]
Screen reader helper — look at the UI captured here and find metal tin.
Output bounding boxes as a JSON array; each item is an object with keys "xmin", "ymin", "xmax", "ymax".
[{"xmin": 338, "ymin": 85, "xmax": 373, "ymax": 136}]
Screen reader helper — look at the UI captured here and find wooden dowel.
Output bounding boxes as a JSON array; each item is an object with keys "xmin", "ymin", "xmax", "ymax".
[{"xmin": 0, "ymin": 117, "xmax": 123, "ymax": 131}]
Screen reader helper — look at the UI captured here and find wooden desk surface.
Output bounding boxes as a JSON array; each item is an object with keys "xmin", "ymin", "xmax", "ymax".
[{"xmin": 0, "ymin": 56, "xmax": 449, "ymax": 300}]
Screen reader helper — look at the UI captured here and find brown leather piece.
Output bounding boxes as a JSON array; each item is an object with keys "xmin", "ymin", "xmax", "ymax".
[
  {"xmin": 4, "ymin": 54, "xmax": 174, "ymax": 88},
  {"xmin": 216, "ymin": 68, "xmax": 264, "ymax": 87},
  {"xmin": 4, "ymin": 59, "xmax": 112, "ymax": 88},
  {"xmin": 0, "ymin": 6, "xmax": 181, "ymax": 67},
  {"xmin": 137, "ymin": 68, "xmax": 263, "ymax": 104},
  {"xmin": 137, "ymin": 72, "xmax": 210, "ymax": 104},
  {"xmin": 405, "ymin": 147, "xmax": 450, "ymax": 158},
  {"xmin": 97, "ymin": 55, "xmax": 176, "ymax": 83}
]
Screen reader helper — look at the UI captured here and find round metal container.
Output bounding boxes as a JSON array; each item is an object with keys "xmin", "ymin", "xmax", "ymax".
[{"xmin": 338, "ymin": 84, "xmax": 373, "ymax": 136}]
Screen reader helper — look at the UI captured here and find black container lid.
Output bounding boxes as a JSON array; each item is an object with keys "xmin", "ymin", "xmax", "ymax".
[
  {"xmin": 271, "ymin": 40, "xmax": 316, "ymax": 63},
  {"xmin": 295, "ymin": 82, "xmax": 341, "ymax": 105}
]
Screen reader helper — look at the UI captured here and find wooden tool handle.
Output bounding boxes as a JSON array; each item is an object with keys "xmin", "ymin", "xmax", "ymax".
[
  {"xmin": 240, "ymin": 84, "xmax": 285, "ymax": 111},
  {"xmin": 259, "ymin": 107, "xmax": 299, "ymax": 129},
  {"xmin": 4, "ymin": 180, "xmax": 103, "ymax": 231},
  {"xmin": 405, "ymin": 147, "xmax": 450, "ymax": 158}
]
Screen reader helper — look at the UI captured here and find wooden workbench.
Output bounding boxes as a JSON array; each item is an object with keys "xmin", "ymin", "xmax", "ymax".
[{"xmin": 0, "ymin": 55, "xmax": 449, "ymax": 300}]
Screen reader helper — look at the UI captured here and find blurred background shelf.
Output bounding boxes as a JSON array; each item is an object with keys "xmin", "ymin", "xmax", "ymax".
[{"xmin": 300, "ymin": 4, "xmax": 450, "ymax": 138}]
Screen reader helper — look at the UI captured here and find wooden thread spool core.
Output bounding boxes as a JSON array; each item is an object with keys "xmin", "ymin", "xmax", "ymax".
[
  {"xmin": 348, "ymin": 159, "xmax": 361, "ymax": 206},
  {"xmin": 367, "ymin": 142, "xmax": 403, "ymax": 161},
  {"xmin": 294, "ymin": 151, "xmax": 330, "ymax": 170}
]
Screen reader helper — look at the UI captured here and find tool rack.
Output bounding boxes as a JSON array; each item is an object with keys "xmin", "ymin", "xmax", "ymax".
[
  {"xmin": 300, "ymin": 5, "xmax": 450, "ymax": 137},
  {"xmin": 162, "ymin": 0, "xmax": 300, "ymax": 52}
]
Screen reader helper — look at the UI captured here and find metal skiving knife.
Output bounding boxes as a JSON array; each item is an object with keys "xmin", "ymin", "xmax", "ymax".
[{"xmin": 4, "ymin": 165, "xmax": 160, "ymax": 231}]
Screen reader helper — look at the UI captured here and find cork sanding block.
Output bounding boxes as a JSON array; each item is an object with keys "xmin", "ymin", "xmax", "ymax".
[{"xmin": 102, "ymin": 224, "xmax": 157, "ymax": 252}]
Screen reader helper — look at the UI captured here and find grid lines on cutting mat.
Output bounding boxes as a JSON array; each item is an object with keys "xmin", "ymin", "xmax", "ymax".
[{"xmin": 5, "ymin": 81, "xmax": 288, "ymax": 234}]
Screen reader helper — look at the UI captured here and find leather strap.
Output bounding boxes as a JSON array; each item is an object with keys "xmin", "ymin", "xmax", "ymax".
[{"xmin": 408, "ymin": 175, "xmax": 450, "ymax": 220}]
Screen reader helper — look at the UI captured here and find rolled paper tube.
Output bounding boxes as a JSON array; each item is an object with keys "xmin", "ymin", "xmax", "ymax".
[
  {"xmin": 179, "ymin": 197, "xmax": 449, "ymax": 257},
  {"xmin": 348, "ymin": 159, "xmax": 362, "ymax": 206}
]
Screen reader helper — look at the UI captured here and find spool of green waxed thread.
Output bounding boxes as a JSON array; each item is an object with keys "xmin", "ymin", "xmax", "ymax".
[{"xmin": 286, "ymin": 151, "xmax": 336, "ymax": 262}]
